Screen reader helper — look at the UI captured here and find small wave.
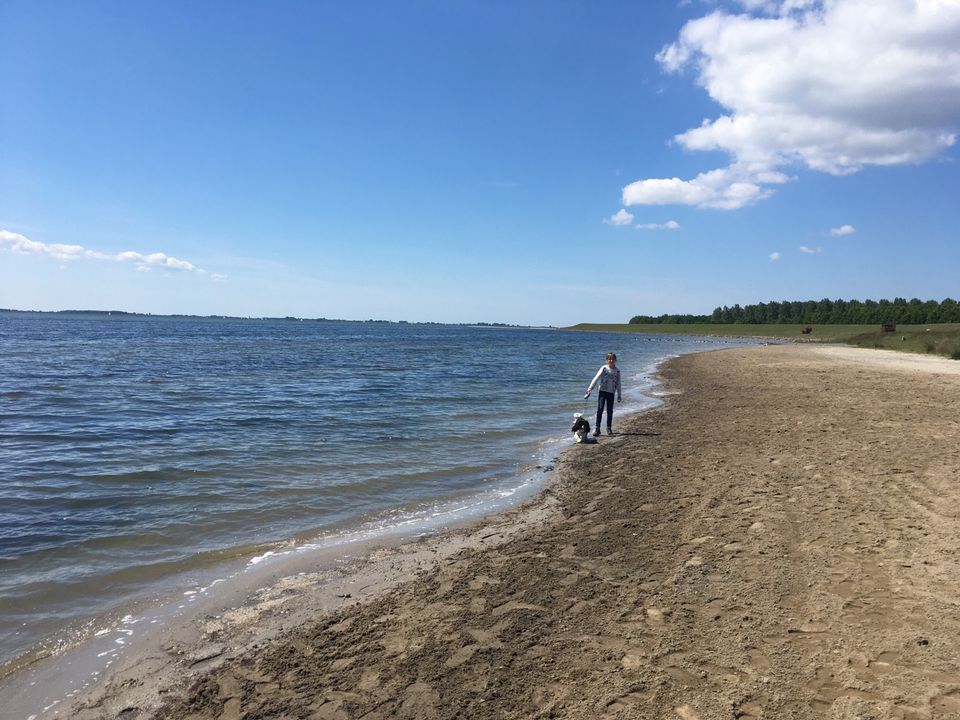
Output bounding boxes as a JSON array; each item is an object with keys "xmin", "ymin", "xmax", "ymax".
[{"xmin": 0, "ymin": 390, "xmax": 30, "ymax": 399}]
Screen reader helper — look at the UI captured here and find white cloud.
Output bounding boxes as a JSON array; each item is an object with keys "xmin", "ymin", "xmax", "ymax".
[
  {"xmin": 624, "ymin": 1, "xmax": 960, "ymax": 210},
  {"xmin": 117, "ymin": 251, "xmax": 199, "ymax": 272},
  {"xmin": 736, "ymin": 0, "xmax": 819, "ymax": 14},
  {"xmin": 769, "ymin": 251, "xmax": 782, "ymax": 261},
  {"xmin": 799, "ymin": 245, "xmax": 822, "ymax": 253},
  {"xmin": 623, "ymin": 164, "xmax": 787, "ymax": 209},
  {"xmin": 0, "ymin": 230, "xmax": 106, "ymax": 261},
  {"xmin": 0, "ymin": 229, "xmax": 220, "ymax": 278},
  {"xmin": 603, "ymin": 208, "xmax": 635, "ymax": 226},
  {"xmin": 635, "ymin": 220, "xmax": 681, "ymax": 230},
  {"xmin": 830, "ymin": 224, "xmax": 857, "ymax": 236}
]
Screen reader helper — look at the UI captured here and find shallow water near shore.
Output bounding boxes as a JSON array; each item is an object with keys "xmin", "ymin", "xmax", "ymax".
[{"xmin": 0, "ymin": 313, "xmax": 752, "ymax": 674}]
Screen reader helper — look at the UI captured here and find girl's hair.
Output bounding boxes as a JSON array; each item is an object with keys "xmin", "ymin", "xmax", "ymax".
[{"xmin": 606, "ymin": 352, "xmax": 617, "ymax": 362}]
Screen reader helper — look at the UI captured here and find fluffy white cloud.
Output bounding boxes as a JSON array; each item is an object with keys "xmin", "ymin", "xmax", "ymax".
[
  {"xmin": 0, "ymin": 230, "xmax": 107, "ymax": 261},
  {"xmin": 735, "ymin": 0, "xmax": 820, "ymax": 17},
  {"xmin": 830, "ymin": 224, "xmax": 857, "ymax": 236},
  {"xmin": 623, "ymin": 164, "xmax": 787, "ymax": 209},
  {"xmin": 624, "ymin": 0, "xmax": 960, "ymax": 210},
  {"xmin": 116, "ymin": 250, "xmax": 199, "ymax": 272},
  {"xmin": 603, "ymin": 208, "xmax": 635, "ymax": 225},
  {"xmin": 769, "ymin": 251, "xmax": 782, "ymax": 261},
  {"xmin": 0, "ymin": 229, "xmax": 221, "ymax": 278},
  {"xmin": 799, "ymin": 245, "xmax": 822, "ymax": 253},
  {"xmin": 636, "ymin": 220, "xmax": 681, "ymax": 230}
]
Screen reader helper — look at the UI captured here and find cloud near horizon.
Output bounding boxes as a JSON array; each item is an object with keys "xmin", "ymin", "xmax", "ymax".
[
  {"xmin": 0, "ymin": 230, "xmax": 223, "ymax": 279},
  {"xmin": 636, "ymin": 220, "xmax": 681, "ymax": 230},
  {"xmin": 623, "ymin": 0, "xmax": 960, "ymax": 210},
  {"xmin": 603, "ymin": 209, "xmax": 635, "ymax": 226},
  {"xmin": 830, "ymin": 224, "xmax": 857, "ymax": 236}
]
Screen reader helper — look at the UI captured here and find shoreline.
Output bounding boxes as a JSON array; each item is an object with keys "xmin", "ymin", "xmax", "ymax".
[
  {"xmin": 0, "ymin": 417, "xmax": 562, "ymax": 686},
  {"xmin": 1, "ymin": 357, "xmax": 673, "ymax": 720},
  {"xmin": 563, "ymin": 323, "xmax": 960, "ymax": 361},
  {"xmin": 1, "ymin": 480, "xmax": 566, "ymax": 720}
]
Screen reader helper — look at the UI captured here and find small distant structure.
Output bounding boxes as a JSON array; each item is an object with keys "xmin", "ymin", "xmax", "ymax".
[
  {"xmin": 881, "ymin": 323, "xmax": 896, "ymax": 333},
  {"xmin": 800, "ymin": 326, "xmax": 813, "ymax": 334}
]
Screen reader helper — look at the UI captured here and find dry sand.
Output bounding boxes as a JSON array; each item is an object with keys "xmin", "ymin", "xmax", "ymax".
[{"xmin": 69, "ymin": 344, "xmax": 960, "ymax": 719}]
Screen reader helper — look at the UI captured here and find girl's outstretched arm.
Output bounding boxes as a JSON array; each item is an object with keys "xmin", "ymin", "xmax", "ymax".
[{"xmin": 585, "ymin": 366, "xmax": 604, "ymax": 395}]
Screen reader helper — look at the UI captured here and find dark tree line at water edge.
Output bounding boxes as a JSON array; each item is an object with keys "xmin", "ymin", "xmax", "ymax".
[{"xmin": 629, "ymin": 298, "xmax": 960, "ymax": 325}]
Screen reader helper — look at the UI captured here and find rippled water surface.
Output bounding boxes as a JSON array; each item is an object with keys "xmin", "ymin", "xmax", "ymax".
[{"xmin": 0, "ymin": 313, "xmax": 750, "ymax": 664}]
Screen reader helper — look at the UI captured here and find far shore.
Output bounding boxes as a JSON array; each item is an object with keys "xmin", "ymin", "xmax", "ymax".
[
  {"xmin": 33, "ymin": 343, "xmax": 960, "ymax": 720},
  {"xmin": 565, "ymin": 321, "xmax": 960, "ymax": 360}
]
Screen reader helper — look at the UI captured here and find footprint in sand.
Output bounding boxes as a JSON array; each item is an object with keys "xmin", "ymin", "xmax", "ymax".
[
  {"xmin": 602, "ymin": 689, "xmax": 654, "ymax": 717},
  {"xmin": 657, "ymin": 652, "xmax": 701, "ymax": 687},
  {"xmin": 924, "ymin": 669, "xmax": 960, "ymax": 684},
  {"xmin": 357, "ymin": 670, "xmax": 380, "ymax": 692},
  {"xmin": 399, "ymin": 682, "xmax": 440, "ymax": 715},
  {"xmin": 746, "ymin": 648, "xmax": 772, "ymax": 673},
  {"xmin": 645, "ymin": 607, "xmax": 668, "ymax": 626},
  {"xmin": 828, "ymin": 577, "xmax": 857, "ymax": 599},
  {"xmin": 701, "ymin": 662, "xmax": 747, "ymax": 683},
  {"xmin": 468, "ymin": 574, "xmax": 499, "ymax": 590},
  {"xmin": 861, "ymin": 650, "xmax": 898, "ymax": 676},
  {"xmin": 735, "ymin": 697, "xmax": 766, "ymax": 719},
  {"xmin": 663, "ymin": 665, "xmax": 700, "ymax": 685},
  {"xmin": 490, "ymin": 600, "xmax": 547, "ymax": 617},
  {"xmin": 217, "ymin": 674, "xmax": 242, "ymax": 700},
  {"xmin": 465, "ymin": 628, "xmax": 503, "ymax": 648},
  {"xmin": 220, "ymin": 697, "xmax": 242, "ymax": 720},
  {"xmin": 381, "ymin": 632, "xmax": 425, "ymax": 657},
  {"xmin": 931, "ymin": 689, "xmax": 960, "ymax": 714},
  {"xmin": 444, "ymin": 644, "xmax": 479, "ymax": 668}
]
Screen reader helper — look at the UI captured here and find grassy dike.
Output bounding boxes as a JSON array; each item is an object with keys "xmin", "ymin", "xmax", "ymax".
[{"xmin": 564, "ymin": 322, "xmax": 960, "ymax": 359}]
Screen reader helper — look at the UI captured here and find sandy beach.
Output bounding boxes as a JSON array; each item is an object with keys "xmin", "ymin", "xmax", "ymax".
[{"xmin": 59, "ymin": 344, "xmax": 960, "ymax": 719}]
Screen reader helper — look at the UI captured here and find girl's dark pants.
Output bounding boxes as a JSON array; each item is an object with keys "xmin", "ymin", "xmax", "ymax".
[{"xmin": 596, "ymin": 390, "xmax": 614, "ymax": 431}]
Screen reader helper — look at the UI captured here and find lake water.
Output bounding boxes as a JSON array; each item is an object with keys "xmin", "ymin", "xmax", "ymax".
[{"xmin": 0, "ymin": 313, "xmax": 750, "ymax": 669}]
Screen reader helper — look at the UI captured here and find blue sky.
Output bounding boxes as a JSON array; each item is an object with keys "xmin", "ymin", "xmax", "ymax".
[{"xmin": 2, "ymin": 1, "xmax": 958, "ymax": 325}]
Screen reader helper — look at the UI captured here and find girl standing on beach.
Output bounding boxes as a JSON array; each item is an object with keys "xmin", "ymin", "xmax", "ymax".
[{"xmin": 585, "ymin": 352, "xmax": 622, "ymax": 436}]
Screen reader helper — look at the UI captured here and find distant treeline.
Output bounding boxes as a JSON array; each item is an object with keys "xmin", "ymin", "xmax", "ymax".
[
  {"xmin": 629, "ymin": 298, "xmax": 960, "ymax": 325},
  {"xmin": 0, "ymin": 309, "xmax": 525, "ymax": 327}
]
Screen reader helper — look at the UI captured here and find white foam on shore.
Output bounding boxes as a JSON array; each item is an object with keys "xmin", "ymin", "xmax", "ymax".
[
  {"xmin": 248, "ymin": 550, "xmax": 277, "ymax": 565},
  {"xmin": 242, "ymin": 470, "xmax": 546, "ymax": 571}
]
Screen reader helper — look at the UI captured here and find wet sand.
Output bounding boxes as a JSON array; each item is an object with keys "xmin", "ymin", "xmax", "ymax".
[{"xmin": 65, "ymin": 345, "xmax": 960, "ymax": 718}]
